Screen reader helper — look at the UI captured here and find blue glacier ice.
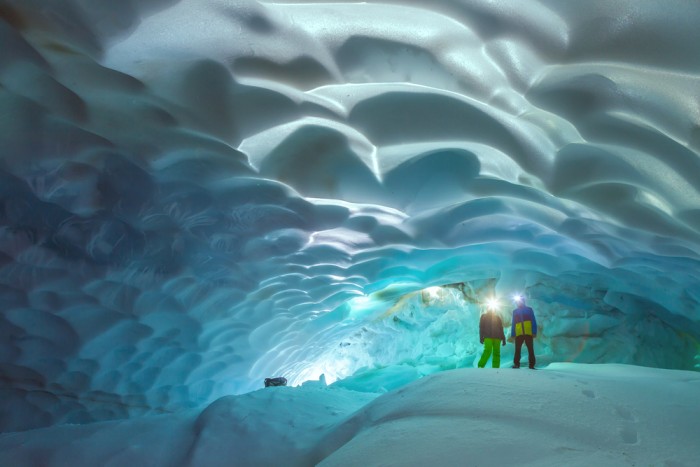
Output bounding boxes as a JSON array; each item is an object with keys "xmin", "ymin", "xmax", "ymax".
[{"xmin": 0, "ymin": 1, "xmax": 699, "ymax": 464}]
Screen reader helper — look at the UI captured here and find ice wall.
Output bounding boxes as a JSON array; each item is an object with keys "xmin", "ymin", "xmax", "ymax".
[{"xmin": 1, "ymin": 0, "xmax": 699, "ymax": 432}]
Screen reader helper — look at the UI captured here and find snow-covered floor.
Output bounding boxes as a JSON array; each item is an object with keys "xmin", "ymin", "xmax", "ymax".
[{"xmin": 1, "ymin": 363, "xmax": 698, "ymax": 466}]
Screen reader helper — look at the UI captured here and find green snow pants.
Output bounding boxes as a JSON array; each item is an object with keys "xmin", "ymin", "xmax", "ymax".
[{"xmin": 478, "ymin": 338, "xmax": 502, "ymax": 368}]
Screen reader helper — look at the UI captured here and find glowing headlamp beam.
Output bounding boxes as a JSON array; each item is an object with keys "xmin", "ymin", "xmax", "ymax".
[{"xmin": 485, "ymin": 297, "xmax": 500, "ymax": 310}]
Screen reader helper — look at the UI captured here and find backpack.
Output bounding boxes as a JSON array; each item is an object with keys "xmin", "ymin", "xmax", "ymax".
[{"xmin": 264, "ymin": 377, "xmax": 287, "ymax": 387}]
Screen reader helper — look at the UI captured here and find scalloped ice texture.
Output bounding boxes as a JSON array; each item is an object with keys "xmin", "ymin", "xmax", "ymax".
[{"xmin": 0, "ymin": 0, "xmax": 699, "ymax": 432}]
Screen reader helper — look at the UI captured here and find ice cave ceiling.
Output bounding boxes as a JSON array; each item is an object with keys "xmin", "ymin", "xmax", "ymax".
[{"xmin": 1, "ymin": 0, "xmax": 699, "ymax": 432}]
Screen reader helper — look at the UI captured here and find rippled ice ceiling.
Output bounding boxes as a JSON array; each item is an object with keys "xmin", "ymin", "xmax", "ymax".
[{"xmin": 1, "ymin": 0, "xmax": 699, "ymax": 432}]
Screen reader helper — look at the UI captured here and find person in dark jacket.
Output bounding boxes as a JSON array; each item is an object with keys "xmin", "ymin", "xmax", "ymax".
[
  {"xmin": 478, "ymin": 306, "xmax": 507, "ymax": 368},
  {"xmin": 509, "ymin": 296, "xmax": 538, "ymax": 369}
]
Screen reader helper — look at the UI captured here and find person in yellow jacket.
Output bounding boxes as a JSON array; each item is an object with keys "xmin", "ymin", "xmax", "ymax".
[{"xmin": 509, "ymin": 296, "xmax": 538, "ymax": 369}]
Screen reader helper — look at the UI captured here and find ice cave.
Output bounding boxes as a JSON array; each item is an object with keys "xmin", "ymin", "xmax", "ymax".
[{"xmin": 1, "ymin": 0, "xmax": 699, "ymax": 465}]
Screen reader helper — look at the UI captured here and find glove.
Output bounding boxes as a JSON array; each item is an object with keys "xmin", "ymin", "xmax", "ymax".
[
  {"xmin": 480, "ymin": 339, "xmax": 484, "ymax": 344},
  {"xmin": 502, "ymin": 340, "xmax": 506, "ymax": 346}
]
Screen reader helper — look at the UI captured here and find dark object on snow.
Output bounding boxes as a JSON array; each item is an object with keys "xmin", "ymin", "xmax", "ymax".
[{"xmin": 264, "ymin": 377, "xmax": 287, "ymax": 387}]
